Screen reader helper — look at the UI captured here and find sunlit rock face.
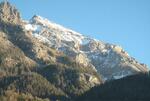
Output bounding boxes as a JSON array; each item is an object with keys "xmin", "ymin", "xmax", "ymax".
[{"xmin": 0, "ymin": 1, "xmax": 21, "ymax": 24}]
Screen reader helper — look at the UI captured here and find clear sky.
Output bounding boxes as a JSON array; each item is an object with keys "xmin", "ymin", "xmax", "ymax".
[{"xmin": 1, "ymin": 0, "xmax": 150, "ymax": 67}]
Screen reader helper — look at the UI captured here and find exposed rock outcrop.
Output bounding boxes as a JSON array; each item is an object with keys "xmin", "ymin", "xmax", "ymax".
[{"xmin": 0, "ymin": 1, "xmax": 21, "ymax": 24}]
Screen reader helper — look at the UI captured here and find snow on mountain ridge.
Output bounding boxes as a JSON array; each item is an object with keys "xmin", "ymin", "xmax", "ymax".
[
  {"xmin": 24, "ymin": 15, "xmax": 149, "ymax": 81},
  {"xmin": 25, "ymin": 15, "xmax": 92, "ymax": 44},
  {"xmin": 31, "ymin": 15, "xmax": 84, "ymax": 36},
  {"xmin": 25, "ymin": 15, "xmax": 115, "ymax": 47}
]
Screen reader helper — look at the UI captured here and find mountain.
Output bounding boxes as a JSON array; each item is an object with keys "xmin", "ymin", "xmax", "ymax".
[
  {"xmin": 0, "ymin": 1, "xmax": 102, "ymax": 101},
  {"xmin": 76, "ymin": 72, "xmax": 150, "ymax": 101},
  {"xmin": 0, "ymin": 1, "xmax": 149, "ymax": 101},
  {"xmin": 23, "ymin": 15, "xmax": 149, "ymax": 80}
]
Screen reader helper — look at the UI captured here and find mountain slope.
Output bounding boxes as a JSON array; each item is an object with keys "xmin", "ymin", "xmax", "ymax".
[
  {"xmin": 0, "ymin": 30, "xmax": 36, "ymax": 77},
  {"xmin": 76, "ymin": 72, "xmax": 150, "ymax": 101},
  {"xmin": 24, "ymin": 15, "xmax": 149, "ymax": 80},
  {"xmin": 0, "ymin": 1, "xmax": 102, "ymax": 100},
  {"xmin": 0, "ymin": 1, "xmax": 149, "ymax": 101},
  {"xmin": 0, "ymin": 73, "xmax": 67, "ymax": 101}
]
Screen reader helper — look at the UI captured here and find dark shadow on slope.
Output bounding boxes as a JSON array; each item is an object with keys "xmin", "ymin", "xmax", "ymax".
[{"xmin": 76, "ymin": 72, "xmax": 150, "ymax": 101}]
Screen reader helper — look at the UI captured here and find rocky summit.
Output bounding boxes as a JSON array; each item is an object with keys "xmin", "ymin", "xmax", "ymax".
[
  {"xmin": 0, "ymin": 1, "xmax": 149, "ymax": 101},
  {"xmin": 0, "ymin": 1, "xmax": 21, "ymax": 24}
]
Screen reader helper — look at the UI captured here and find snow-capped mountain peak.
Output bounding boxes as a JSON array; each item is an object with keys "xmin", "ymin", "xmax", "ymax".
[
  {"xmin": 24, "ymin": 15, "xmax": 149, "ymax": 81},
  {"xmin": 25, "ymin": 15, "xmax": 89, "ymax": 44}
]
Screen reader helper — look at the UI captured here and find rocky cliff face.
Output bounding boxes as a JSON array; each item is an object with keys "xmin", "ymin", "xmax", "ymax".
[
  {"xmin": 24, "ymin": 15, "xmax": 149, "ymax": 80},
  {"xmin": 0, "ymin": 1, "xmax": 21, "ymax": 24}
]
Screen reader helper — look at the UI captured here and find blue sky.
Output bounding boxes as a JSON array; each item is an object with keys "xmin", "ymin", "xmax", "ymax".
[{"xmin": 1, "ymin": 0, "xmax": 150, "ymax": 67}]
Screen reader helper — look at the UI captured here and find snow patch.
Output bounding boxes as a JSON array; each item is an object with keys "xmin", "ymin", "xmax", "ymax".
[
  {"xmin": 32, "ymin": 33, "xmax": 50, "ymax": 43},
  {"xmin": 25, "ymin": 24, "xmax": 37, "ymax": 31}
]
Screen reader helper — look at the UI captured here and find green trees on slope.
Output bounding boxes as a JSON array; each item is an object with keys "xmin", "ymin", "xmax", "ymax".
[
  {"xmin": 0, "ymin": 73, "xmax": 68, "ymax": 101},
  {"xmin": 76, "ymin": 73, "xmax": 150, "ymax": 101}
]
